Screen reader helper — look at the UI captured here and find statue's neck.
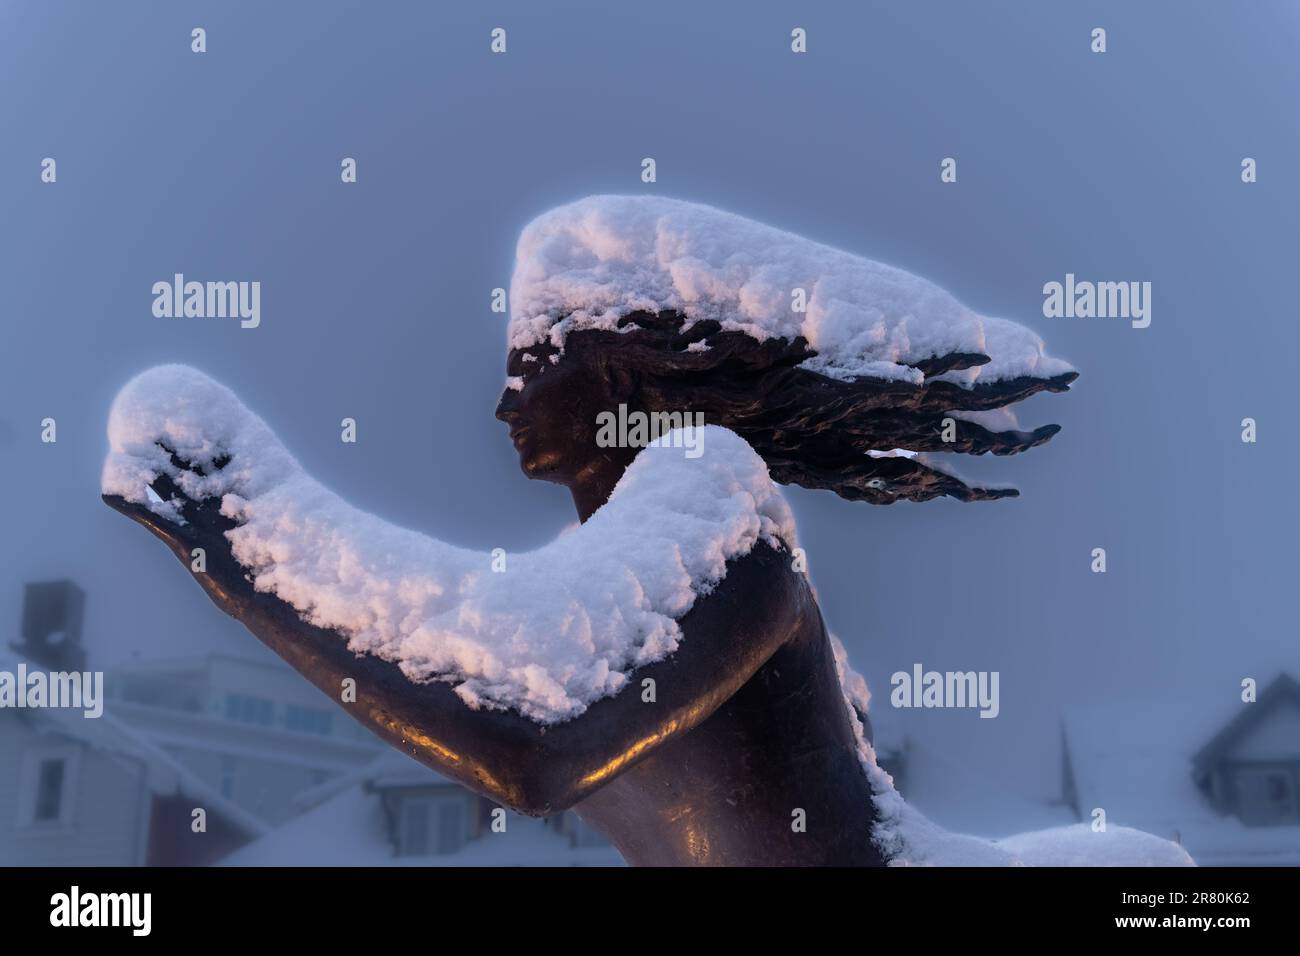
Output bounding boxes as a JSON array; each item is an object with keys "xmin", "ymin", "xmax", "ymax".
[{"xmin": 569, "ymin": 449, "xmax": 636, "ymax": 523}]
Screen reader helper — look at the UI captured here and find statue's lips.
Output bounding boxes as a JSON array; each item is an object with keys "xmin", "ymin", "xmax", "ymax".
[{"xmin": 509, "ymin": 426, "xmax": 531, "ymax": 448}]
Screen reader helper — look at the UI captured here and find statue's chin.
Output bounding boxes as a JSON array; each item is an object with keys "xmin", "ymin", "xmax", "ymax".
[{"xmin": 520, "ymin": 450, "xmax": 569, "ymax": 484}]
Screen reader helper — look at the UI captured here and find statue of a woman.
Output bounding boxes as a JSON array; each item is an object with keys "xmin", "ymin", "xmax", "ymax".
[{"xmin": 100, "ymin": 196, "xmax": 1142, "ymax": 867}]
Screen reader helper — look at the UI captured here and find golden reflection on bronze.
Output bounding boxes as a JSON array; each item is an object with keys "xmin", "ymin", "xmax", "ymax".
[
  {"xmin": 664, "ymin": 805, "xmax": 692, "ymax": 824},
  {"xmin": 684, "ymin": 824, "xmax": 711, "ymax": 864},
  {"xmin": 578, "ymin": 715, "xmax": 690, "ymax": 789},
  {"xmin": 369, "ymin": 708, "xmax": 520, "ymax": 806}
]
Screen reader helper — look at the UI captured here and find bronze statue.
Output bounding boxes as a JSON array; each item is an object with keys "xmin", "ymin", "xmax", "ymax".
[{"xmin": 103, "ymin": 201, "xmax": 1075, "ymax": 866}]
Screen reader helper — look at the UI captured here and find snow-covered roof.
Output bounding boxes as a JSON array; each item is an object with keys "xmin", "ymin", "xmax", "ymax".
[
  {"xmin": 291, "ymin": 748, "xmax": 453, "ymax": 813},
  {"xmin": 509, "ymin": 195, "xmax": 1073, "ymax": 386},
  {"xmin": 830, "ymin": 639, "xmax": 1192, "ymax": 866},
  {"xmin": 222, "ymin": 749, "xmax": 623, "ymax": 868},
  {"xmin": 901, "ymin": 740, "xmax": 1075, "ymax": 838},
  {"xmin": 102, "ymin": 365, "xmax": 797, "ymax": 725},
  {"xmin": 109, "ymin": 650, "xmax": 289, "ymax": 676},
  {"xmin": 1062, "ymin": 683, "xmax": 1300, "ymax": 866},
  {"xmin": 1063, "ymin": 696, "xmax": 1223, "ymax": 836},
  {"xmin": 1193, "ymin": 673, "xmax": 1300, "ymax": 772},
  {"xmin": 366, "ymin": 748, "xmax": 456, "ymax": 790},
  {"xmin": 1, "ymin": 648, "xmax": 268, "ymax": 839}
]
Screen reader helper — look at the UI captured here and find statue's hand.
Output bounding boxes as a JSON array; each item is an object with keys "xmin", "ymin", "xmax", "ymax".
[{"xmin": 101, "ymin": 455, "xmax": 248, "ymax": 619}]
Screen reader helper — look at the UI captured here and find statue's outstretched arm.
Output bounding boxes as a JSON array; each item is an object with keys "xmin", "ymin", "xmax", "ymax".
[{"xmin": 100, "ymin": 365, "xmax": 809, "ymax": 815}]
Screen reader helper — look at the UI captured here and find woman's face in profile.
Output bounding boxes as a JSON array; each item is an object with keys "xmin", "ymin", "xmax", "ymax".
[{"xmin": 495, "ymin": 346, "xmax": 614, "ymax": 485}]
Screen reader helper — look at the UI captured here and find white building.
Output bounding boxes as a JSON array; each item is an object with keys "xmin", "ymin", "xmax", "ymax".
[
  {"xmin": 1061, "ymin": 673, "xmax": 1300, "ymax": 866},
  {"xmin": 0, "ymin": 646, "xmax": 267, "ymax": 866},
  {"xmin": 9, "ymin": 578, "xmax": 618, "ymax": 865},
  {"xmin": 104, "ymin": 651, "xmax": 386, "ymax": 826},
  {"xmin": 222, "ymin": 749, "xmax": 623, "ymax": 866},
  {"xmin": 1, "ymin": 580, "xmax": 269, "ymax": 865}
]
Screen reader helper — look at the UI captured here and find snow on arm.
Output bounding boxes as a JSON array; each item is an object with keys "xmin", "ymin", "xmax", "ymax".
[
  {"xmin": 509, "ymin": 196, "xmax": 1073, "ymax": 387},
  {"xmin": 102, "ymin": 365, "xmax": 796, "ymax": 725}
]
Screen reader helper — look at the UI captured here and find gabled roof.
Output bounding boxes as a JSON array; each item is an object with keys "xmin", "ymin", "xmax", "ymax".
[
  {"xmin": 1061, "ymin": 694, "xmax": 1224, "ymax": 836},
  {"xmin": 1061, "ymin": 678, "xmax": 1300, "ymax": 866},
  {"xmin": 107, "ymin": 649, "xmax": 285, "ymax": 676},
  {"xmin": 1192, "ymin": 673, "xmax": 1300, "ymax": 775},
  {"xmin": 1, "ymin": 649, "xmax": 268, "ymax": 840},
  {"xmin": 292, "ymin": 748, "xmax": 453, "ymax": 812}
]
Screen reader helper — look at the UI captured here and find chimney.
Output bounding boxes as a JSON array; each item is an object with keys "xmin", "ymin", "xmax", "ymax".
[{"xmin": 13, "ymin": 579, "xmax": 87, "ymax": 671}]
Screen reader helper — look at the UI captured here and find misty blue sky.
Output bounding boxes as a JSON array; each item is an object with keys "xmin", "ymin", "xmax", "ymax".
[{"xmin": 2, "ymin": 0, "xmax": 1297, "ymax": 802}]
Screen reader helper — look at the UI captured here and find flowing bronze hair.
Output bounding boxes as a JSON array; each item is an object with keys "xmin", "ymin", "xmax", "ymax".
[{"xmin": 536, "ymin": 309, "xmax": 1076, "ymax": 503}]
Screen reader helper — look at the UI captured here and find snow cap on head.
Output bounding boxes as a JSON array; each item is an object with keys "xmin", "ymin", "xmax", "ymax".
[{"xmin": 508, "ymin": 195, "xmax": 1072, "ymax": 387}]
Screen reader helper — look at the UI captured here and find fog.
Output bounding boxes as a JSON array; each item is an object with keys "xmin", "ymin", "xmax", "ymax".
[{"xmin": 2, "ymin": 0, "xmax": 1297, "ymax": 835}]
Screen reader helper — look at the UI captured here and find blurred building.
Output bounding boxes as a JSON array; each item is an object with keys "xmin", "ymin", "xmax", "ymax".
[
  {"xmin": 221, "ymin": 749, "xmax": 623, "ymax": 866},
  {"xmin": 1061, "ymin": 673, "xmax": 1300, "ymax": 865},
  {"xmin": 6, "ymin": 578, "xmax": 617, "ymax": 865},
  {"xmin": 866, "ymin": 700, "xmax": 1075, "ymax": 837},
  {"xmin": 1, "ymin": 580, "xmax": 266, "ymax": 865},
  {"xmin": 105, "ymin": 654, "xmax": 624, "ymax": 863},
  {"xmin": 104, "ymin": 652, "xmax": 386, "ymax": 826}
]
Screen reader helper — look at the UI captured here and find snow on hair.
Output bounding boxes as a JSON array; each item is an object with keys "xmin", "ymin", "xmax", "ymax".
[
  {"xmin": 508, "ymin": 196, "xmax": 1076, "ymax": 504},
  {"xmin": 515, "ymin": 312, "xmax": 1075, "ymax": 504}
]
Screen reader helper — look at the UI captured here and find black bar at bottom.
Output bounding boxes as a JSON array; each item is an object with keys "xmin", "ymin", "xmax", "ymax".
[{"xmin": 0, "ymin": 865, "xmax": 1282, "ymax": 941}]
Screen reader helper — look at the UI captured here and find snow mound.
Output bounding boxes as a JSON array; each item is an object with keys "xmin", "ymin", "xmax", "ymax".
[
  {"xmin": 509, "ymin": 196, "xmax": 1073, "ymax": 386},
  {"xmin": 102, "ymin": 365, "xmax": 796, "ymax": 724},
  {"xmin": 830, "ymin": 638, "xmax": 1195, "ymax": 867}
]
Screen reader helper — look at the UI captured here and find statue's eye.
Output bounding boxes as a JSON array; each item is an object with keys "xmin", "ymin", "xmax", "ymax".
[{"xmin": 509, "ymin": 351, "xmax": 552, "ymax": 384}]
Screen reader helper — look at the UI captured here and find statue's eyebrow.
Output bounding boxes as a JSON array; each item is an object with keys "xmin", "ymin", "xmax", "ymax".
[{"xmin": 507, "ymin": 349, "xmax": 549, "ymax": 376}]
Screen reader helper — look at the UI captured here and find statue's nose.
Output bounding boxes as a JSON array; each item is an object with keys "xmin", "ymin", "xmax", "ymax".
[{"xmin": 495, "ymin": 389, "xmax": 520, "ymax": 423}]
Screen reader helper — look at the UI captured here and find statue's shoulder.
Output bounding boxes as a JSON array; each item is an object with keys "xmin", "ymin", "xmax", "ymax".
[{"xmin": 682, "ymin": 537, "xmax": 818, "ymax": 646}]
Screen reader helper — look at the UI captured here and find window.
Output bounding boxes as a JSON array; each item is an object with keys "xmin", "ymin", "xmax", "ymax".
[
  {"xmin": 1235, "ymin": 766, "xmax": 1300, "ymax": 825},
  {"xmin": 16, "ymin": 744, "xmax": 80, "ymax": 829},
  {"xmin": 397, "ymin": 795, "xmax": 466, "ymax": 856},
  {"xmin": 1267, "ymin": 773, "xmax": 1292, "ymax": 802},
  {"xmin": 33, "ymin": 759, "xmax": 65, "ymax": 822},
  {"xmin": 224, "ymin": 693, "xmax": 273, "ymax": 726},
  {"xmin": 286, "ymin": 705, "xmax": 333, "ymax": 736}
]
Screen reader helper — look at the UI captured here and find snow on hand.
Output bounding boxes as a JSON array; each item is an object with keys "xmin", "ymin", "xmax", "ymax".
[
  {"xmin": 101, "ymin": 364, "xmax": 796, "ymax": 724},
  {"xmin": 509, "ymin": 195, "xmax": 1073, "ymax": 387}
]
